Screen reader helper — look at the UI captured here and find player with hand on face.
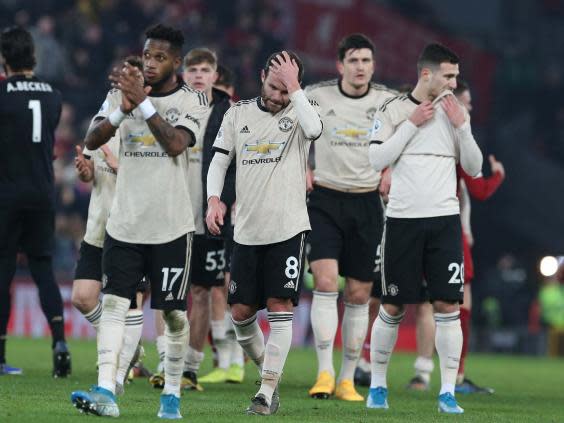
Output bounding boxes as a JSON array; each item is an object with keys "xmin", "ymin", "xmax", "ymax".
[
  {"xmin": 206, "ymin": 51, "xmax": 322, "ymax": 416},
  {"xmin": 366, "ymin": 43, "xmax": 482, "ymax": 414}
]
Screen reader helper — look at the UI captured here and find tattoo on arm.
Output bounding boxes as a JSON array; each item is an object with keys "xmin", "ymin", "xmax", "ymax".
[
  {"xmin": 84, "ymin": 118, "xmax": 117, "ymax": 150},
  {"xmin": 146, "ymin": 113, "xmax": 190, "ymax": 156}
]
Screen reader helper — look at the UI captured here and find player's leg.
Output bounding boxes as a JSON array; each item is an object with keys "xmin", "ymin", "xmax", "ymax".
[
  {"xmin": 22, "ymin": 207, "xmax": 69, "ymax": 377},
  {"xmin": 183, "ymin": 284, "xmax": 209, "ymax": 388},
  {"xmin": 72, "ymin": 241, "xmax": 104, "ymax": 330},
  {"xmin": 368, "ymin": 217, "xmax": 422, "ymax": 410},
  {"xmin": 336, "ymin": 278, "xmax": 370, "ymax": 401},
  {"xmin": 425, "ymin": 215, "xmax": 464, "ymax": 414},
  {"xmin": 355, "ymin": 291, "xmax": 380, "ymax": 387},
  {"xmin": 70, "ymin": 233, "xmax": 143, "ymax": 417},
  {"xmin": 220, "ymin": 219, "xmax": 245, "ymax": 379},
  {"xmin": 338, "ymin": 190, "xmax": 383, "ymax": 399},
  {"xmin": 407, "ymin": 301, "xmax": 435, "ymax": 390},
  {"xmin": 196, "ymin": 237, "xmax": 231, "ymax": 385},
  {"xmin": 229, "ymin": 243, "xmax": 264, "ymax": 371},
  {"xmin": 150, "ymin": 233, "xmax": 192, "ymax": 419},
  {"xmin": 247, "ymin": 232, "xmax": 307, "ymax": 416},
  {"xmin": 307, "ymin": 188, "xmax": 343, "ymax": 398},
  {"xmin": 115, "ymin": 288, "xmax": 145, "ymax": 394},
  {"xmin": 0, "ymin": 206, "xmax": 21, "ymax": 375}
]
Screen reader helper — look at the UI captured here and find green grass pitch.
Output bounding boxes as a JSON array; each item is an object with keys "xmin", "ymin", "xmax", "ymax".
[{"xmin": 0, "ymin": 337, "xmax": 562, "ymax": 422}]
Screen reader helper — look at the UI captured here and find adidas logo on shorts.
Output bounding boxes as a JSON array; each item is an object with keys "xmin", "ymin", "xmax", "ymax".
[
  {"xmin": 284, "ymin": 280, "xmax": 295, "ymax": 289},
  {"xmin": 165, "ymin": 292, "xmax": 174, "ymax": 301},
  {"xmin": 240, "ymin": 125, "xmax": 250, "ymax": 133}
]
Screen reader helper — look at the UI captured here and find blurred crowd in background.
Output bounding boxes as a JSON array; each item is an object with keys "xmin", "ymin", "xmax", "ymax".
[{"xmin": 1, "ymin": 0, "xmax": 563, "ymax": 354}]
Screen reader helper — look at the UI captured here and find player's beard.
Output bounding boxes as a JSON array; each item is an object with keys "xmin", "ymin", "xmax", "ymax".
[
  {"xmin": 146, "ymin": 68, "xmax": 176, "ymax": 92},
  {"xmin": 260, "ymin": 84, "xmax": 287, "ymax": 114}
]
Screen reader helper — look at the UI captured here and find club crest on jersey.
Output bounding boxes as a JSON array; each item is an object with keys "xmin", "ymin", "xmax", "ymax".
[
  {"xmin": 387, "ymin": 283, "xmax": 399, "ymax": 296},
  {"xmin": 229, "ymin": 280, "xmax": 237, "ymax": 294},
  {"xmin": 278, "ymin": 117, "xmax": 294, "ymax": 132},
  {"xmin": 165, "ymin": 108, "xmax": 180, "ymax": 124},
  {"xmin": 366, "ymin": 107, "xmax": 377, "ymax": 120}
]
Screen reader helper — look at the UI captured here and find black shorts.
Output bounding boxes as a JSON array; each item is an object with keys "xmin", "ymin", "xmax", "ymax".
[
  {"xmin": 102, "ymin": 232, "xmax": 193, "ymax": 311},
  {"xmin": 229, "ymin": 232, "xmax": 308, "ymax": 310},
  {"xmin": 75, "ymin": 241, "xmax": 103, "ymax": 281},
  {"xmin": 381, "ymin": 215, "xmax": 463, "ymax": 305},
  {"xmin": 307, "ymin": 186, "xmax": 384, "ymax": 282},
  {"xmin": 190, "ymin": 235, "xmax": 226, "ymax": 288},
  {"xmin": 0, "ymin": 206, "xmax": 54, "ymax": 256}
]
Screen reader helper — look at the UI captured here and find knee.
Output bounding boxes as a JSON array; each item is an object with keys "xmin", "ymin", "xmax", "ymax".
[
  {"xmin": 382, "ymin": 302, "xmax": 404, "ymax": 317},
  {"xmin": 313, "ymin": 273, "xmax": 338, "ymax": 292},
  {"xmin": 266, "ymin": 298, "xmax": 293, "ymax": 313},
  {"xmin": 71, "ymin": 288, "xmax": 98, "ymax": 313},
  {"xmin": 163, "ymin": 309, "xmax": 188, "ymax": 333},
  {"xmin": 344, "ymin": 281, "xmax": 371, "ymax": 305},
  {"xmin": 432, "ymin": 300, "xmax": 459, "ymax": 314},
  {"xmin": 231, "ymin": 304, "xmax": 255, "ymax": 322}
]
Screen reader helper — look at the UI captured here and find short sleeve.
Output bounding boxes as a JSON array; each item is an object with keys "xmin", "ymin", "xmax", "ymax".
[
  {"xmin": 212, "ymin": 108, "xmax": 235, "ymax": 159},
  {"xmin": 175, "ymin": 91, "xmax": 209, "ymax": 145},
  {"xmin": 92, "ymin": 89, "xmax": 120, "ymax": 121},
  {"xmin": 369, "ymin": 108, "xmax": 395, "ymax": 143}
]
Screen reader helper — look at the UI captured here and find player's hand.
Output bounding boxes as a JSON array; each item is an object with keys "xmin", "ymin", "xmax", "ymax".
[
  {"xmin": 489, "ymin": 154, "xmax": 505, "ymax": 179},
  {"xmin": 379, "ymin": 167, "xmax": 391, "ymax": 203},
  {"xmin": 268, "ymin": 51, "xmax": 301, "ymax": 94},
  {"xmin": 409, "ymin": 100, "xmax": 434, "ymax": 127},
  {"xmin": 74, "ymin": 145, "xmax": 93, "ymax": 182},
  {"xmin": 442, "ymin": 95, "xmax": 466, "ymax": 128},
  {"xmin": 101, "ymin": 144, "xmax": 118, "ymax": 172},
  {"xmin": 206, "ymin": 196, "xmax": 225, "ymax": 235},
  {"xmin": 306, "ymin": 167, "xmax": 314, "ymax": 193},
  {"xmin": 110, "ymin": 63, "xmax": 149, "ymax": 109}
]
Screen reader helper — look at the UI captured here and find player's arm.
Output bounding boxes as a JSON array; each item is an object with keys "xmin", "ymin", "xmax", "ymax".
[
  {"xmin": 368, "ymin": 101, "xmax": 433, "ymax": 171},
  {"xmin": 442, "ymin": 95, "xmax": 483, "ymax": 177},
  {"xmin": 206, "ymin": 110, "xmax": 235, "ymax": 235},
  {"xmin": 84, "ymin": 114, "xmax": 120, "ymax": 151},
  {"xmin": 270, "ymin": 52, "xmax": 323, "ymax": 140}
]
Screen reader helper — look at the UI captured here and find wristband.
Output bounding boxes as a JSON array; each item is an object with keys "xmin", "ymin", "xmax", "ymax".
[
  {"xmin": 108, "ymin": 108, "xmax": 126, "ymax": 127},
  {"xmin": 139, "ymin": 98, "xmax": 157, "ymax": 120}
]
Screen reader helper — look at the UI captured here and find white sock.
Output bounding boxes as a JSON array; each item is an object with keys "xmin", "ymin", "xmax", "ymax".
[
  {"xmin": 338, "ymin": 302, "xmax": 369, "ymax": 383},
  {"xmin": 414, "ymin": 356, "xmax": 434, "ymax": 385},
  {"xmin": 435, "ymin": 312, "xmax": 462, "ymax": 396},
  {"xmin": 97, "ymin": 294, "xmax": 131, "ymax": 393},
  {"xmin": 257, "ymin": 312, "xmax": 293, "ymax": 406},
  {"xmin": 211, "ymin": 319, "xmax": 229, "ymax": 369},
  {"xmin": 156, "ymin": 335, "xmax": 166, "ymax": 370},
  {"xmin": 226, "ymin": 310, "xmax": 244, "ymax": 366},
  {"xmin": 370, "ymin": 308, "xmax": 404, "ymax": 389},
  {"xmin": 162, "ymin": 310, "xmax": 189, "ymax": 398},
  {"xmin": 184, "ymin": 345, "xmax": 205, "ymax": 373},
  {"xmin": 311, "ymin": 290, "xmax": 338, "ymax": 377},
  {"xmin": 116, "ymin": 309, "xmax": 143, "ymax": 385},
  {"xmin": 232, "ymin": 314, "xmax": 264, "ymax": 372},
  {"xmin": 83, "ymin": 300, "xmax": 102, "ymax": 330}
]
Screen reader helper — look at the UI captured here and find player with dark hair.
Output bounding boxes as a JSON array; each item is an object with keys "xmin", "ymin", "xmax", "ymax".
[
  {"xmin": 70, "ymin": 24, "xmax": 208, "ymax": 419},
  {"xmin": 366, "ymin": 43, "xmax": 482, "ymax": 414},
  {"xmin": 206, "ymin": 50, "xmax": 322, "ymax": 415},
  {"xmin": 0, "ymin": 25, "xmax": 71, "ymax": 377},
  {"xmin": 304, "ymin": 33, "xmax": 395, "ymax": 401},
  {"xmin": 214, "ymin": 64, "xmax": 235, "ymax": 98}
]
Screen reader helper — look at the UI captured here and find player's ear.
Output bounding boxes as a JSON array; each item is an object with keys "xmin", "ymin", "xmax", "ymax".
[
  {"xmin": 212, "ymin": 71, "xmax": 219, "ymax": 85},
  {"xmin": 173, "ymin": 54, "xmax": 182, "ymax": 70},
  {"xmin": 336, "ymin": 60, "xmax": 344, "ymax": 76},
  {"xmin": 260, "ymin": 69, "xmax": 266, "ymax": 84}
]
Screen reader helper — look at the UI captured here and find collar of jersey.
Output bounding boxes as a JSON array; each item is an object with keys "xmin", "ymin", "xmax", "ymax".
[
  {"xmin": 338, "ymin": 78, "xmax": 370, "ymax": 99},
  {"xmin": 256, "ymin": 97, "xmax": 270, "ymax": 113},
  {"xmin": 407, "ymin": 92, "xmax": 421, "ymax": 105},
  {"xmin": 148, "ymin": 80, "xmax": 184, "ymax": 97}
]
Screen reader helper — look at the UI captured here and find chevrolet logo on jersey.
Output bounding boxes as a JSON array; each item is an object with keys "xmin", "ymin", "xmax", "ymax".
[
  {"xmin": 333, "ymin": 127, "xmax": 368, "ymax": 139},
  {"xmin": 244, "ymin": 141, "xmax": 285, "ymax": 156},
  {"xmin": 126, "ymin": 133, "xmax": 157, "ymax": 148}
]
